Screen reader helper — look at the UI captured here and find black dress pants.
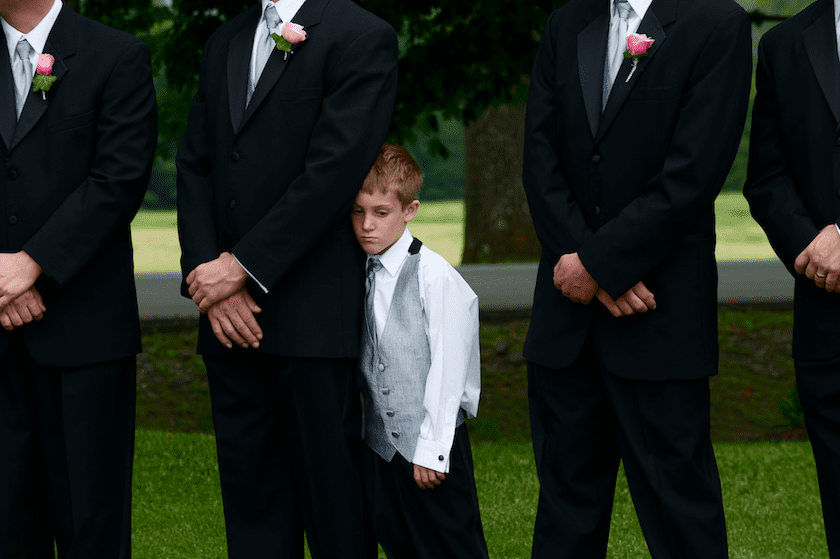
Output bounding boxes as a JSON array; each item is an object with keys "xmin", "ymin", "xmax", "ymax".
[
  {"xmin": 528, "ymin": 337, "xmax": 727, "ymax": 559},
  {"xmin": 0, "ymin": 336, "xmax": 135, "ymax": 559}
]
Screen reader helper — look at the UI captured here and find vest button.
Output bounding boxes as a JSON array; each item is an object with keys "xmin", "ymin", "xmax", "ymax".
[
  {"xmin": 377, "ymin": 363, "xmax": 385, "ymax": 372},
  {"xmin": 386, "ymin": 411, "xmax": 395, "ymax": 417},
  {"xmin": 391, "ymin": 432, "xmax": 399, "ymax": 438},
  {"xmin": 381, "ymin": 388, "xmax": 389, "ymax": 395},
  {"xmin": 8, "ymin": 215, "xmax": 17, "ymax": 225},
  {"xmin": 8, "ymin": 170, "xmax": 17, "ymax": 180}
]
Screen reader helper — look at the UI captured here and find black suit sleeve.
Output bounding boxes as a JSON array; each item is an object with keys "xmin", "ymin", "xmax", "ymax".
[
  {"xmin": 22, "ymin": 41, "xmax": 157, "ymax": 287},
  {"xmin": 744, "ymin": 37, "xmax": 821, "ymax": 269},
  {"xmin": 577, "ymin": 10, "xmax": 752, "ymax": 299},
  {"xmin": 231, "ymin": 26, "xmax": 398, "ymax": 291},
  {"xmin": 523, "ymin": 11, "xmax": 595, "ymax": 264},
  {"xmin": 176, "ymin": 48, "xmax": 221, "ymax": 283}
]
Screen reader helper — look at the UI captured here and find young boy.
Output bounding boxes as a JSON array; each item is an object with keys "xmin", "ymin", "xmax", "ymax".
[{"xmin": 351, "ymin": 144, "xmax": 489, "ymax": 559}]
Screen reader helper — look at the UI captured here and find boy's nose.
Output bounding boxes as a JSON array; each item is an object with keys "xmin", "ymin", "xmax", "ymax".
[{"xmin": 363, "ymin": 216, "xmax": 375, "ymax": 230}]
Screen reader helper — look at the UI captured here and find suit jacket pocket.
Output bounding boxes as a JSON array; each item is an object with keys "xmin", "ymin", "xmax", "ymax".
[
  {"xmin": 273, "ymin": 87, "xmax": 323, "ymax": 102},
  {"xmin": 629, "ymin": 85, "xmax": 680, "ymax": 101},
  {"xmin": 48, "ymin": 110, "xmax": 96, "ymax": 134}
]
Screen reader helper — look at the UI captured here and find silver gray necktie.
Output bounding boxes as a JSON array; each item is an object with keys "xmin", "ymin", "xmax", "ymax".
[
  {"xmin": 247, "ymin": 3, "xmax": 282, "ymax": 106},
  {"xmin": 365, "ymin": 257, "xmax": 382, "ymax": 345},
  {"xmin": 603, "ymin": 0, "xmax": 633, "ymax": 110},
  {"xmin": 13, "ymin": 38, "xmax": 34, "ymax": 119}
]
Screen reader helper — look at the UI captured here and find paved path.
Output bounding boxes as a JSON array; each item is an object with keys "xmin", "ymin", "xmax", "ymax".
[{"xmin": 136, "ymin": 258, "xmax": 794, "ymax": 319}]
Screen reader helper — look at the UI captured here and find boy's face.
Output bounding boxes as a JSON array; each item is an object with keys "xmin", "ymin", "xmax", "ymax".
[{"xmin": 351, "ymin": 188, "xmax": 419, "ymax": 255}]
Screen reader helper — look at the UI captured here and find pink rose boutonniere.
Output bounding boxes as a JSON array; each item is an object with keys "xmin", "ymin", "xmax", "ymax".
[
  {"xmin": 32, "ymin": 53, "xmax": 57, "ymax": 100},
  {"xmin": 624, "ymin": 34, "xmax": 654, "ymax": 83},
  {"xmin": 271, "ymin": 22, "xmax": 307, "ymax": 60}
]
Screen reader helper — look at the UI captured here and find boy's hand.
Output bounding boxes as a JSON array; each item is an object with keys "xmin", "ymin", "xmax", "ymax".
[{"xmin": 413, "ymin": 464, "xmax": 445, "ymax": 489}]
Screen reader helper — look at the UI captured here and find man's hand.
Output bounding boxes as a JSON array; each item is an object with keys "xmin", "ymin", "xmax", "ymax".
[
  {"xmin": 595, "ymin": 282, "xmax": 657, "ymax": 317},
  {"xmin": 0, "ymin": 287, "xmax": 46, "ymax": 331},
  {"xmin": 0, "ymin": 251, "xmax": 43, "ymax": 313},
  {"xmin": 794, "ymin": 224, "xmax": 840, "ymax": 292},
  {"xmin": 553, "ymin": 252, "xmax": 598, "ymax": 304},
  {"xmin": 413, "ymin": 464, "xmax": 445, "ymax": 489},
  {"xmin": 187, "ymin": 252, "xmax": 249, "ymax": 312},
  {"xmin": 207, "ymin": 288, "xmax": 263, "ymax": 349}
]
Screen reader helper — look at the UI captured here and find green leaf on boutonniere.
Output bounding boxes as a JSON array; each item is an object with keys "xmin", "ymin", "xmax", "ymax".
[
  {"xmin": 32, "ymin": 73, "xmax": 57, "ymax": 93},
  {"xmin": 271, "ymin": 33, "xmax": 292, "ymax": 53},
  {"xmin": 624, "ymin": 51, "xmax": 649, "ymax": 59}
]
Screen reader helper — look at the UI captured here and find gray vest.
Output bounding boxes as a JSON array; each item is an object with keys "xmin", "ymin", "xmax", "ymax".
[{"xmin": 359, "ymin": 238, "xmax": 462, "ymax": 463}]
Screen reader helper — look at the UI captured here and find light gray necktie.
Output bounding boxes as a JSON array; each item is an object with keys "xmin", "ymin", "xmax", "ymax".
[
  {"xmin": 365, "ymin": 257, "xmax": 382, "ymax": 345},
  {"xmin": 603, "ymin": 0, "xmax": 633, "ymax": 109},
  {"xmin": 247, "ymin": 3, "xmax": 282, "ymax": 105},
  {"xmin": 13, "ymin": 38, "xmax": 34, "ymax": 119}
]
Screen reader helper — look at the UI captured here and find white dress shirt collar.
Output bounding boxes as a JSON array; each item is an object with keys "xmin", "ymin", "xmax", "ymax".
[
  {"xmin": 2, "ymin": 0, "xmax": 63, "ymax": 61},
  {"xmin": 370, "ymin": 227, "xmax": 413, "ymax": 277},
  {"xmin": 834, "ymin": 0, "xmax": 840, "ymax": 61},
  {"xmin": 611, "ymin": 0, "xmax": 652, "ymax": 22},
  {"xmin": 260, "ymin": 0, "xmax": 306, "ymax": 25}
]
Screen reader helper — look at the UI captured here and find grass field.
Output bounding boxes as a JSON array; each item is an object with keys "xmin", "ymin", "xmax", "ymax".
[
  {"xmin": 133, "ymin": 430, "xmax": 828, "ymax": 558},
  {"xmin": 130, "ymin": 192, "xmax": 776, "ymax": 273}
]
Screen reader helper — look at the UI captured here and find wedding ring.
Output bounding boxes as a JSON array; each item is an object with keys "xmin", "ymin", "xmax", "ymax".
[{"xmin": 816, "ymin": 273, "xmax": 826, "ymax": 278}]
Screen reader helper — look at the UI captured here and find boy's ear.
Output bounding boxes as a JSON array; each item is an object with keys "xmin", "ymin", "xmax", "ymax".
[{"xmin": 403, "ymin": 200, "xmax": 420, "ymax": 223}]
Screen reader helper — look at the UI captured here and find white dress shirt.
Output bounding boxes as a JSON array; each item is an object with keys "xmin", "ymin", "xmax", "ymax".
[
  {"xmin": 367, "ymin": 228, "xmax": 481, "ymax": 472},
  {"xmin": 610, "ymin": 0, "xmax": 652, "ymax": 37},
  {"xmin": 2, "ymin": 0, "xmax": 63, "ymax": 69}
]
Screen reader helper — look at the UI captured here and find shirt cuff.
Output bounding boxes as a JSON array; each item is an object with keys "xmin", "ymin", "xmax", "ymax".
[
  {"xmin": 835, "ymin": 221, "xmax": 840, "ymax": 237},
  {"xmin": 412, "ymin": 437, "xmax": 451, "ymax": 473},
  {"xmin": 233, "ymin": 254, "xmax": 268, "ymax": 294}
]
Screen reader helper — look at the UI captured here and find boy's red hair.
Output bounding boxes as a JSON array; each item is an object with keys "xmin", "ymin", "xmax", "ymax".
[{"xmin": 361, "ymin": 143, "xmax": 423, "ymax": 207}]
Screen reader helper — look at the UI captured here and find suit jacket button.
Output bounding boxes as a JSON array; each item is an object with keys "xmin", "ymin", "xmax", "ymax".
[
  {"xmin": 231, "ymin": 152, "xmax": 241, "ymax": 162},
  {"xmin": 836, "ymin": 188, "xmax": 840, "ymax": 198},
  {"xmin": 386, "ymin": 411, "xmax": 395, "ymax": 417},
  {"xmin": 229, "ymin": 200, "xmax": 236, "ymax": 209},
  {"xmin": 591, "ymin": 154, "xmax": 601, "ymax": 164},
  {"xmin": 377, "ymin": 363, "xmax": 385, "ymax": 371},
  {"xmin": 593, "ymin": 206, "xmax": 601, "ymax": 217},
  {"xmin": 381, "ymin": 388, "xmax": 390, "ymax": 395},
  {"xmin": 7, "ymin": 170, "xmax": 17, "ymax": 180},
  {"xmin": 836, "ymin": 137, "xmax": 840, "ymax": 147},
  {"xmin": 8, "ymin": 216, "xmax": 17, "ymax": 225},
  {"xmin": 391, "ymin": 432, "xmax": 399, "ymax": 438}
]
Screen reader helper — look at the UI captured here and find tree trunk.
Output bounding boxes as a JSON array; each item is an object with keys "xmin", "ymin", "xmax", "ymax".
[{"xmin": 462, "ymin": 104, "xmax": 540, "ymax": 264}]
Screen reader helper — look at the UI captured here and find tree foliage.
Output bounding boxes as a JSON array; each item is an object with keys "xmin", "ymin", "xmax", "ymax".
[{"xmin": 80, "ymin": 0, "xmax": 567, "ymax": 159}]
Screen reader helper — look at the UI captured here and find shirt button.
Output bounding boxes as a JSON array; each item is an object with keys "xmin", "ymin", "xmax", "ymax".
[
  {"xmin": 231, "ymin": 152, "xmax": 241, "ymax": 162},
  {"xmin": 229, "ymin": 200, "xmax": 236, "ymax": 209},
  {"xmin": 8, "ymin": 215, "xmax": 17, "ymax": 225},
  {"xmin": 386, "ymin": 411, "xmax": 395, "ymax": 417},
  {"xmin": 381, "ymin": 388, "xmax": 390, "ymax": 395},
  {"xmin": 391, "ymin": 432, "xmax": 400, "ymax": 438},
  {"xmin": 438, "ymin": 455, "xmax": 444, "ymax": 461},
  {"xmin": 591, "ymin": 154, "xmax": 601, "ymax": 164},
  {"xmin": 377, "ymin": 363, "xmax": 385, "ymax": 372},
  {"xmin": 7, "ymin": 170, "xmax": 17, "ymax": 180},
  {"xmin": 593, "ymin": 206, "xmax": 601, "ymax": 217}
]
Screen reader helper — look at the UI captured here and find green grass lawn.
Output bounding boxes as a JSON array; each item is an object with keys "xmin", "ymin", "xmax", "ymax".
[
  {"xmin": 130, "ymin": 192, "xmax": 775, "ymax": 273},
  {"xmin": 133, "ymin": 430, "xmax": 828, "ymax": 558}
]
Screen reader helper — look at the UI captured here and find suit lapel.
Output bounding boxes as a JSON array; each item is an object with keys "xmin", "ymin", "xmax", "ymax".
[
  {"xmin": 803, "ymin": 0, "xmax": 840, "ymax": 127},
  {"xmin": 0, "ymin": 32, "xmax": 14, "ymax": 150},
  {"xmin": 577, "ymin": 6, "xmax": 610, "ymax": 138},
  {"xmin": 9, "ymin": 5, "xmax": 75, "ymax": 151},
  {"xmin": 227, "ymin": 8, "xmax": 257, "ymax": 136},
  {"xmin": 232, "ymin": 0, "xmax": 328, "ymax": 134},
  {"xmin": 596, "ymin": 0, "xmax": 674, "ymax": 142}
]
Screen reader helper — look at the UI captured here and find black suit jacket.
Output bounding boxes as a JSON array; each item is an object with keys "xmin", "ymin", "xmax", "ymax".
[
  {"xmin": 523, "ymin": 0, "xmax": 752, "ymax": 380},
  {"xmin": 0, "ymin": 6, "xmax": 157, "ymax": 367},
  {"xmin": 177, "ymin": 0, "xmax": 398, "ymax": 357},
  {"xmin": 745, "ymin": 0, "xmax": 840, "ymax": 362}
]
